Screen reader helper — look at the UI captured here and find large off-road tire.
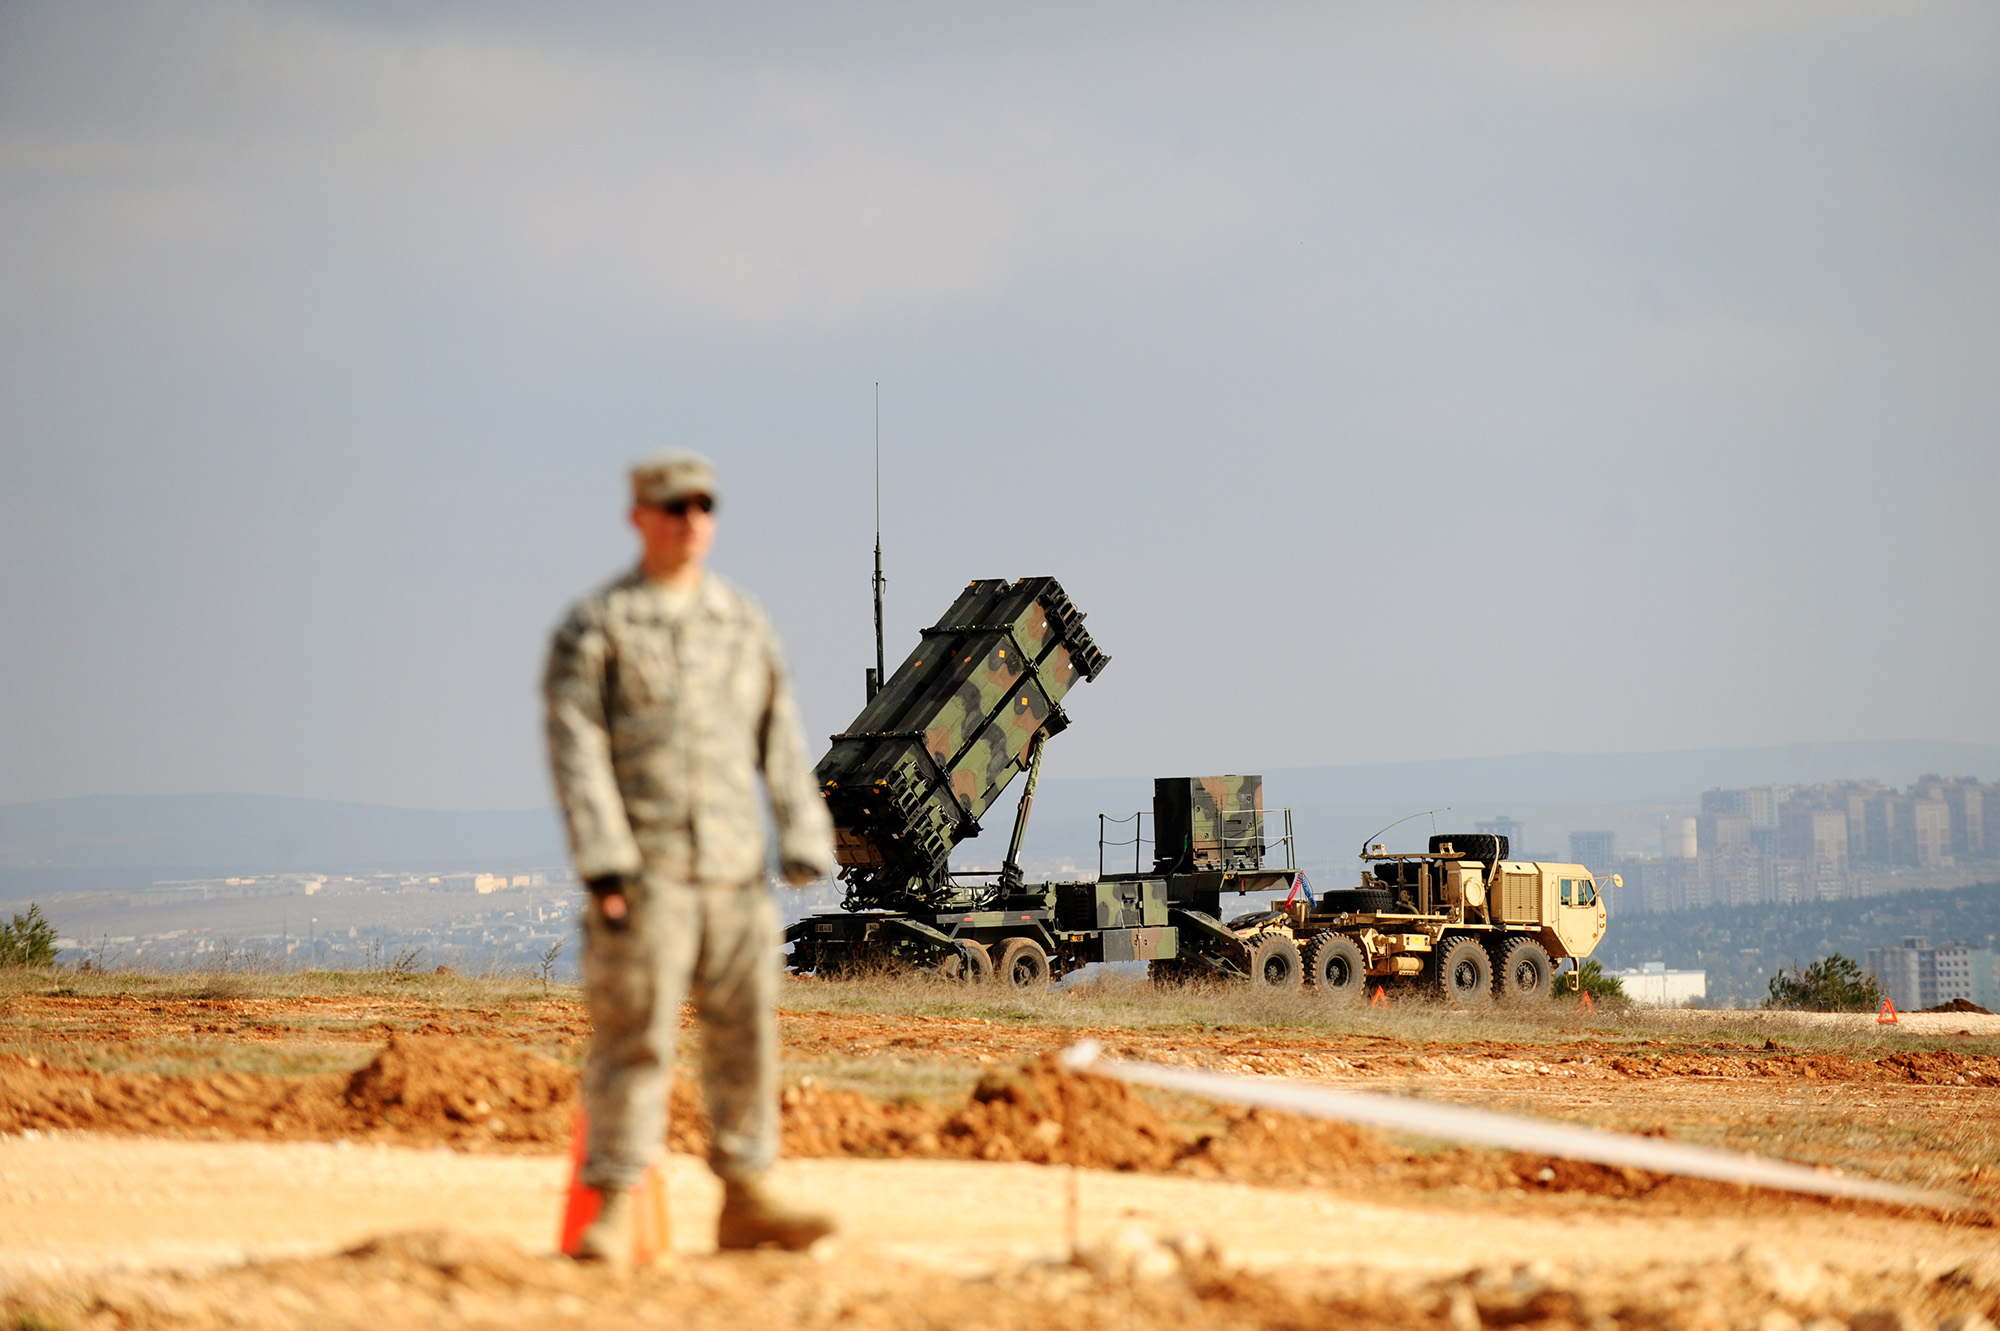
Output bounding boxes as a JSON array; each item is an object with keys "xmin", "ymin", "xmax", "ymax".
[
  {"xmin": 1226, "ymin": 909, "xmax": 1286, "ymax": 931},
  {"xmin": 1431, "ymin": 935, "xmax": 1492, "ymax": 1004},
  {"xmin": 992, "ymin": 937, "xmax": 1052, "ymax": 992},
  {"xmin": 1303, "ymin": 933, "xmax": 1367, "ymax": 1003},
  {"xmin": 1320, "ymin": 888, "xmax": 1394, "ymax": 916},
  {"xmin": 1430, "ymin": 833, "xmax": 1507, "ymax": 862},
  {"xmin": 938, "ymin": 941, "xmax": 993, "ymax": 985},
  {"xmin": 1246, "ymin": 932, "xmax": 1303, "ymax": 989},
  {"xmin": 1491, "ymin": 936, "xmax": 1554, "ymax": 1003}
]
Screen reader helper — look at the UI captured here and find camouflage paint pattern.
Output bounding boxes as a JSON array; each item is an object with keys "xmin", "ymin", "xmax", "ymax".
[
  {"xmin": 1153, "ymin": 775, "xmax": 1265, "ymax": 873},
  {"xmin": 543, "ymin": 570, "xmax": 833, "ymax": 886},
  {"xmin": 815, "ymin": 577, "xmax": 1108, "ymax": 909}
]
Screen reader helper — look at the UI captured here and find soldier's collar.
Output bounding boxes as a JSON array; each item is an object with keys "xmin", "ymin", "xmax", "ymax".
[
  {"xmin": 691, "ymin": 572, "xmax": 733, "ymax": 618},
  {"xmin": 622, "ymin": 566, "xmax": 733, "ymax": 619}
]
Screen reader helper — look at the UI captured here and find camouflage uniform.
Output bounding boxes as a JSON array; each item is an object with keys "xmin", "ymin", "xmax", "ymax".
[{"xmin": 544, "ymin": 568, "xmax": 832, "ymax": 1191}]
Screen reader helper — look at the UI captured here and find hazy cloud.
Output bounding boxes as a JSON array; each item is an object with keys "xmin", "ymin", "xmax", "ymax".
[{"xmin": 0, "ymin": 2, "xmax": 1995, "ymax": 810}]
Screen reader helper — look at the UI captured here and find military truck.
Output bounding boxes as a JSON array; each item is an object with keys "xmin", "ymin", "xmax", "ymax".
[
  {"xmin": 1237, "ymin": 833, "xmax": 1617, "ymax": 1005},
  {"xmin": 786, "ymin": 577, "xmax": 1309, "ymax": 989}
]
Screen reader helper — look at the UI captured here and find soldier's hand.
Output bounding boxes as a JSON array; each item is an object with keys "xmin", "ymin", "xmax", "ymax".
[
  {"xmin": 781, "ymin": 859, "xmax": 825, "ymax": 887},
  {"xmin": 586, "ymin": 875, "xmax": 634, "ymax": 931}
]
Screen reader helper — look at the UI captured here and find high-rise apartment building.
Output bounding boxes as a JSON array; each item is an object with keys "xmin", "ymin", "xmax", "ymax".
[
  {"xmin": 1569, "ymin": 830, "xmax": 1616, "ymax": 875},
  {"xmin": 1617, "ymin": 776, "xmax": 1990, "ymax": 915},
  {"xmin": 1935, "ymin": 780, "xmax": 1987, "ymax": 860},
  {"xmin": 1660, "ymin": 815, "xmax": 1698, "ymax": 861},
  {"xmin": 1911, "ymin": 799, "xmax": 1952, "ymax": 866},
  {"xmin": 1866, "ymin": 936, "xmax": 2000, "ymax": 1012}
]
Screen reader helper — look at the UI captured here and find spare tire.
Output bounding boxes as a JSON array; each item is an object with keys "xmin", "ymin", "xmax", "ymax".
[
  {"xmin": 1320, "ymin": 888, "xmax": 1394, "ymax": 916},
  {"xmin": 1373, "ymin": 861, "xmax": 1419, "ymax": 888},
  {"xmin": 1430, "ymin": 833, "xmax": 1507, "ymax": 862}
]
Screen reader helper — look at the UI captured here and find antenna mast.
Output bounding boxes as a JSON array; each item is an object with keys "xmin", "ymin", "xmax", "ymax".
[{"xmin": 868, "ymin": 383, "xmax": 886, "ymax": 701}]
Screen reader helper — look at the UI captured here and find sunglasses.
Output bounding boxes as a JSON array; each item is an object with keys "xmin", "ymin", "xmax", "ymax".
[{"xmin": 652, "ymin": 494, "xmax": 716, "ymax": 517}]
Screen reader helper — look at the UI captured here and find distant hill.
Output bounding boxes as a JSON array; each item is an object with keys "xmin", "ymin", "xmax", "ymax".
[
  {"xmin": 0, "ymin": 794, "xmax": 565, "ymax": 884},
  {"xmin": 6, "ymin": 739, "xmax": 1993, "ymax": 896}
]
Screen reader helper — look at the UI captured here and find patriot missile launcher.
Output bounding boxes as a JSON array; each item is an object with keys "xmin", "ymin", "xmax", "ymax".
[
  {"xmin": 785, "ymin": 576, "xmax": 1307, "ymax": 988},
  {"xmin": 815, "ymin": 576, "xmax": 1107, "ymax": 915}
]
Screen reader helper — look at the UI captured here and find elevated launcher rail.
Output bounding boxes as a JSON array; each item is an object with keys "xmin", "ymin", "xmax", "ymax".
[{"xmin": 815, "ymin": 576, "xmax": 1108, "ymax": 913}]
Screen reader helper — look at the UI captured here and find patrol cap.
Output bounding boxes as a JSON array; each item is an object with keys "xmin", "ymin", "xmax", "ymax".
[{"xmin": 629, "ymin": 448, "xmax": 721, "ymax": 509}]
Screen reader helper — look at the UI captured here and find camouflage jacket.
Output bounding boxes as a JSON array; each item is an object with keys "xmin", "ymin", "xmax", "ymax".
[{"xmin": 542, "ymin": 568, "xmax": 833, "ymax": 886}]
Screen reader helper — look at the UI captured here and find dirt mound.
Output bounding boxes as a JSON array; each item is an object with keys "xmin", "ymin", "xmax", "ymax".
[
  {"xmin": 0, "ymin": 1052, "xmax": 351, "ymax": 1139},
  {"xmin": 1922, "ymin": 998, "xmax": 1995, "ymax": 1015},
  {"xmin": 0, "ymin": 1039, "xmax": 580, "ymax": 1148},
  {"xmin": 344, "ymin": 1035, "xmax": 577, "ymax": 1144},
  {"xmin": 1176, "ymin": 1106, "xmax": 1391, "ymax": 1186},
  {"xmin": 1875, "ymin": 1049, "xmax": 1999, "ymax": 1085},
  {"xmin": 765, "ymin": 1058, "xmax": 1194, "ymax": 1171},
  {"xmin": 942, "ymin": 1058, "xmax": 1186, "ymax": 1169},
  {"xmin": 3, "ymin": 1220, "xmax": 1994, "ymax": 1331},
  {"xmin": 771, "ymin": 1056, "xmax": 1394, "ymax": 1179}
]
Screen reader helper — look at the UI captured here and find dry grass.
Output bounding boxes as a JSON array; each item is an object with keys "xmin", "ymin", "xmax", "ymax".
[
  {"xmin": 782, "ymin": 970, "xmax": 2000, "ymax": 1057},
  {"xmin": 0, "ymin": 963, "xmax": 566, "ymax": 1007},
  {"xmin": 0, "ymin": 965, "xmax": 584, "ymax": 1079}
]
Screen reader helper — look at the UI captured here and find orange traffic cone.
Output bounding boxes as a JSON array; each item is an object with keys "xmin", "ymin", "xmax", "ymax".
[
  {"xmin": 1877, "ymin": 998, "xmax": 1898, "ymax": 1025},
  {"xmin": 559, "ymin": 1109, "xmax": 671, "ymax": 1265},
  {"xmin": 1370, "ymin": 986, "xmax": 1389, "ymax": 1008}
]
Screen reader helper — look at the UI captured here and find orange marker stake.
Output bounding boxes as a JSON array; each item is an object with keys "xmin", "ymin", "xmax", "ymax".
[
  {"xmin": 559, "ymin": 1109, "xmax": 671, "ymax": 1265},
  {"xmin": 1370, "ymin": 986, "xmax": 1389, "ymax": 1009},
  {"xmin": 1579, "ymin": 990, "xmax": 1596, "ymax": 1014},
  {"xmin": 1877, "ymin": 998, "xmax": 1899, "ymax": 1025}
]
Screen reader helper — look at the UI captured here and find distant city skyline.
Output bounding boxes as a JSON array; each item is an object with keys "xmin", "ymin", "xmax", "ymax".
[{"xmin": 3, "ymin": 5, "xmax": 1996, "ymax": 810}]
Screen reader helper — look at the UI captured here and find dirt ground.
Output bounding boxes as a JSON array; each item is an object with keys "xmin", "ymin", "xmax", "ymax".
[{"xmin": 2, "ymin": 971, "xmax": 1998, "ymax": 1329}]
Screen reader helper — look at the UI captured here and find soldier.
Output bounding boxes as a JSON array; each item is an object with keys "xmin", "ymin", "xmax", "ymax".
[{"xmin": 543, "ymin": 447, "xmax": 836, "ymax": 1262}]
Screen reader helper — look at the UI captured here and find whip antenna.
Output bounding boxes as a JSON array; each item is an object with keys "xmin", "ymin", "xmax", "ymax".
[
  {"xmin": 1359, "ymin": 808, "xmax": 1450, "ymax": 857},
  {"xmin": 868, "ymin": 383, "xmax": 886, "ymax": 701}
]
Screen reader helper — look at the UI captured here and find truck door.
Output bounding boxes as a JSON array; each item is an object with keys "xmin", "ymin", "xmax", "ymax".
[{"xmin": 1552, "ymin": 876, "xmax": 1607, "ymax": 958}]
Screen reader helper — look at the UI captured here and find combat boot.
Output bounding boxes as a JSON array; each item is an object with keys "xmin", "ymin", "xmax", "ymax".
[
  {"xmin": 716, "ymin": 1176, "xmax": 834, "ymax": 1251},
  {"xmin": 573, "ymin": 1189, "xmax": 635, "ymax": 1266}
]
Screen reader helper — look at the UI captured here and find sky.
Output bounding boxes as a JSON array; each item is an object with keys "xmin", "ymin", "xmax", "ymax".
[{"xmin": 2, "ymin": 1, "xmax": 1996, "ymax": 812}]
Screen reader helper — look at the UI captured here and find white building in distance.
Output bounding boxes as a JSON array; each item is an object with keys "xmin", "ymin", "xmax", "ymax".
[{"xmin": 1618, "ymin": 962, "xmax": 1707, "ymax": 1008}]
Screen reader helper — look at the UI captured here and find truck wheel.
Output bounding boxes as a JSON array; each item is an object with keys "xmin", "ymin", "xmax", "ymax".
[
  {"xmin": 1247, "ymin": 932, "xmax": 1302, "ymax": 989},
  {"xmin": 1320, "ymin": 888, "xmax": 1394, "ymax": 916},
  {"xmin": 1304, "ymin": 933, "xmax": 1366, "ymax": 1003},
  {"xmin": 939, "ymin": 941, "xmax": 993, "ymax": 985},
  {"xmin": 992, "ymin": 938, "xmax": 1051, "ymax": 992},
  {"xmin": 1431, "ymin": 936, "xmax": 1491, "ymax": 1004},
  {"xmin": 1492, "ymin": 937, "xmax": 1553, "ymax": 1002}
]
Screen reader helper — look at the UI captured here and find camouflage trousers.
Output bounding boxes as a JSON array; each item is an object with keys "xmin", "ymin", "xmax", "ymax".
[{"xmin": 579, "ymin": 876, "xmax": 779, "ymax": 1192}]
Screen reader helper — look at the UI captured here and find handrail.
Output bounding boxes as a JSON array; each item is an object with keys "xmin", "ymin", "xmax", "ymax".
[{"xmin": 1097, "ymin": 806, "xmax": 1298, "ymax": 876}]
